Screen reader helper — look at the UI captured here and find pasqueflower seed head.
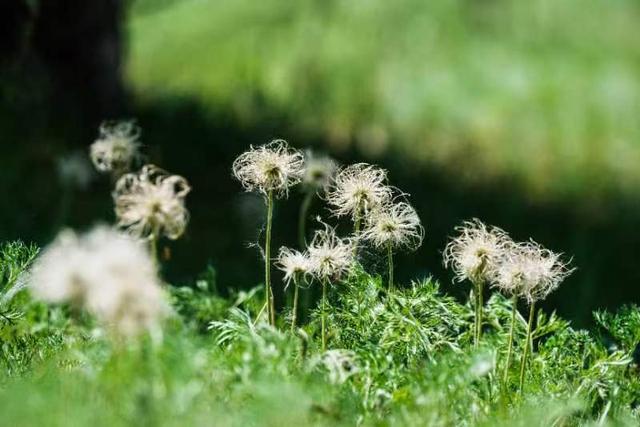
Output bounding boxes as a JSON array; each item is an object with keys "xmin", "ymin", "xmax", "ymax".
[
  {"xmin": 90, "ymin": 120, "xmax": 141, "ymax": 175},
  {"xmin": 232, "ymin": 139, "xmax": 305, "ymax": 198},
  {"xmin": 113, "ymin": 164, "xmax": 191, "ymax": 240},
  {"xmin": 276, "ymin": 247, "xmax": 313, "ymax": 289},
  {"xmin": 443, "ymin": 218, "xmax": 512, "ymax": 284},
  {"xmin": 326, "ymin": 163, "xmax": 393, "ymax": 220},
  {"xmin": 308, "ymin": 223, "xmax": 355, "ymax": 282},
  {"xmin": 362, "ymin": 201, "xmax": 424, "ymax": 251}
]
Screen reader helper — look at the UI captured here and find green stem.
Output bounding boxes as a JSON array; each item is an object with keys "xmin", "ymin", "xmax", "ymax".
[
  {"xmin": 321, "ymin": 280, "xmax": 327, "ymax": 352},
  {"xmin": 298, "ymin": 191, "xmax": 314, "ymax": 249},
  {"xmin": 353, "ymin": 201, "xmax": 363, "ymax": 257},
  {"xmin": 503, "ymin": 295, "xmax": 518, "ymax": 387},
  {"xmin": 265, "ymin": 190, "xmax": 274, "ymax": 326},
  {"xmin": 387, "ymin": 243, "xmax": 394, "ymax": 292},
  {"xmin": 477, "ymin": 280, "xmax": 484, "ymax": 344},
  {"xmin": 291, "ymin": 278, "xmax": 299, "ymax": 333},
  {"xmin": 519, "ymin": 302, "xmax": 536, "ymax": 393}
]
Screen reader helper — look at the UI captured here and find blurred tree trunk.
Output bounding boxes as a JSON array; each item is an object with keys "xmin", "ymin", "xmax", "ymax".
[
  {"xmin": 1, "ymin": 0, "xmax": 127, "ymax": 135},
  {"xmin": 32, "ymin": 0, "xmax": 126, "ymax": 124}
]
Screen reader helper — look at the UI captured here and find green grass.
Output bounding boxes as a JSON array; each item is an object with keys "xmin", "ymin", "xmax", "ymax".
[
  {"xmin": 126, "ymin": 0, "xmax": 640, "ymax": 201},
  {"xmin": 1, "ymin": 242, "xmax": 639, "ymax": 426}
]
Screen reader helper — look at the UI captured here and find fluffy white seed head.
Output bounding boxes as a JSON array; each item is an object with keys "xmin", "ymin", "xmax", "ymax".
[
  {"xmin": 362, "ymin": 201, "xmax": 424, "ymax": 251},
  {"xmin": 113, "ymin": 164, "xmax": 191, "ymax": 240},
  {"xmin": 326, "ymin": 163, "xmax": 393, "ymax": 220},
  {"xmin": 308, "ymin": 223, "xmax": 355, "ymax": 282},
  {"xmin": 276, "ymin": 247, "xmax": 313, "ymax": 289},
  {"xmin": 493, "ymin": 241, "xmax": 574, "ymax": 303},
  {"xmin": 29, "ymin": 226, "xmax": 168, "ymax": 338},
  {"xmin": 90, "ymin": 120, "xmax": 141, "ymax": 175},
  {"xmin": 443, "ymin": 219, "xmax": 512, "ymax": 284},
  {"xmin": 232, "ymin": 139, "xmax": 305, "ymax": 198},
  {"xmin": 302, "ymin": 150, "xmax": 338, "ymax": 193}
]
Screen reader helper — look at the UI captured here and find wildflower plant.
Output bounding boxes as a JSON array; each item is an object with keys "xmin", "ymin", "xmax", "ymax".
[
  {"xmin": 276, "ymin": 247, "xmax": 313, "ymax": 332},
  {"xmin": 362, "ymin": 200, "xmax": 424, "ymax": 290},
  {"xmin": 113, "ymin": 164, "xmax": 191, "ymax": 262},
  {"xmin": 326, "ymin": 163, "xmax": 393, "ymax": 235},
  {"xmin": 492, "ymin": 240, "xmax": 574, "ymax": 392},
  {"xmin": 298, "ymin": 150, "xmax": 338, "ymax": 248},
  {"xmin": 232, "ymin": 140, "xmax": 305, "ymax": 326},
  {"xmin": 90, "ymin": 120, "xmax": 141, "ymax": 177},
  {"xmin": 444, "ymin": 219, "xmax": 512, "ymax": 347},
  {"xmin": 308, "ymin": 222, "xmax": 355, "ymax": 350}
]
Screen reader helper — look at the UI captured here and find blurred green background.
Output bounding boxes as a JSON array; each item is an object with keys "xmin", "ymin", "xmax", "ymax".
[{"xmin": 2, "ymin": 0, "xmax": 640, "ymax": 326}]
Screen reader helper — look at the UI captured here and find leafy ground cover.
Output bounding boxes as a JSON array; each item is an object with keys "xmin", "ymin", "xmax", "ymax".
[{"xmin": 1, "ymin": 241, "xmax": 639, "ymax": 426}]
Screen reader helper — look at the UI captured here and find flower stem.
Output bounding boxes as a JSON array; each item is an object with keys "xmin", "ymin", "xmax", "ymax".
[
  {"xmin": 503, "ymin": 295, "xmax": 518, "ymax": 387},
  {"xmin": 472, "ymin": 280, "xmax": 484, "ymax": 347},
  {"xmin": 291, "ymin": 278, "xmax": 299, "ymax": 333},
  {"xmin": 149, "ymin": 225, "xmax": 160, "ymax": 268},
  {"xmin": 298, "ymin": 191, "xmax": 314, "ymax": 249},
  {"xmin": 519, "ymin": 301, "xmax": 536, "ymax": 393},
  {"xmin": 265, "ymin": 190, "xmax": 275, "ymax": 326},
  {"xmin": 321, "ymin": 280, "xmax": 327, "ymax": 352},
  {"xmin": 387, "ymin": 243, "xmax": 394, "ymax": 292}
]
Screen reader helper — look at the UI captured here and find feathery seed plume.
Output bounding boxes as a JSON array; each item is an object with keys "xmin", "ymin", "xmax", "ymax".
[
  {"xmin": 276, "ymin": 247, "xmax": 313, "ymax": 289},
  {"xmin": 443, "ymin": 219, "xmax": 512, "ymax": 284},
  {"xmin": 113, "ymin": 164, "xmax": 191, "ymax": 240},
  {"xmin": 302, "ymin": 150, "xmax": 338, "ymax": 193},
  {"xmin": 362, "ymin": 201, "xmax": 424, "ymax": 251},
  {"xmin": 326, "ymin": 163, "xmax": 392, "ymax": 220},
  {"xmin": 232, "ymin": 139, "xmax": 305, "ymax": 198},
  {"xmin": 29, "ymin": 226, "xmax": 168, "ymax": 338},
  {"xmin": 308, "ymin": 223, "xmax": 355, "ymax": 282},
  {"xmin": 90, "ymin": 120, "xmax": 141, "ymax": 175},
  {"xmin": 494, "ymin": 241, "xmax": 574, "ymax": 303}
]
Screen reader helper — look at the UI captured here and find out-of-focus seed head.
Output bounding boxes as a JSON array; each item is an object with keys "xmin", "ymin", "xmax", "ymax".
[
  {"xmin": 362, "ymin": 201, "xmax": 424, "ymax": 251},
  {"xmin": 113, "ymin": 164, "xmax": 191, "ymax": 240},
  {"xmin": 326, "ymin": 163, "xmax": 392, "ymax": 220},
  {"xmin": 232, "ymin": 139, "xmax": 305, "ymax": 198},
  {"xmin": 443, "ymin": 218, "xmax": 512, "ymax": 284},
  {"xmin": 28, "ymin": 226, "xmax": 169, "ymax": 338},
  {"xmin": 302, "ymin": 150, "xmax": 338, "ymax": 193},
  {"xmin": 90, "ymin": 120, "xmax": 141, "ymax": 175}
]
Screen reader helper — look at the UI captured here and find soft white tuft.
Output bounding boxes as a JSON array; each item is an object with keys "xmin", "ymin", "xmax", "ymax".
[
  {"xmin": 326, "ymin": 163, "xmax": 393, "ymax": 220},
  {"xmin": 493, "ymin": 240, "xmax": 574, "ymax": 303},
  {"xmin": 443, "ymin": 218, "xmax": 512, "ymax": 284},
  {"xmin": 275, "ymin": 247, "xmax": 313, "ymax": 289},
  {"xmin": 232, "ymin": 139, "xmax": 305, "ymax": 198},
  {"xmin": 29, "ymin": 226, "xmax": 169, "ymax": 338},
  {"xmin": 308, "ymin": 223, "xmax": 355, "ymax": 282},
  {"xmin": 362, "ymin": 201, "xmax": 424, "ymax": 251},
  {"xmin": 90, "ymin": 120, "xmax": 141, "ymax": 175},
  {"xmin": 113, "ymin": 164, "xmax": 191, "ymax": 240},
  {"xmin": 302, "ymin": 150, "xmax": 338, "ymax": 193}
]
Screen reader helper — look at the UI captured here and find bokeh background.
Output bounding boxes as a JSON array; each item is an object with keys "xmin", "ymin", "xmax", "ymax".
[{"xmin": 2, "ymin": 0, "xmax": 639, "ymax": 326}]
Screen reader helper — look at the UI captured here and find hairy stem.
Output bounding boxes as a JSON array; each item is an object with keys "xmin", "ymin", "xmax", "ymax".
[
  {"xmin": 321, "ymin": 280, "xmax": 327, "ymax": 352},
  {"xmin": 265, "ymin": 190, "xmax": 274, "ymax": 326},
  {"xmin": 519, "ymin": 302, "xmax": 536, "ymax": 393},
  {"xmin": 291, "ymin": 277, "xmax": 299, "ymax": 333},
  {"xmin": 298, "ymin": 191, "xmax": 314, "ymax": 249},
  {"xmin": 387, "ymin": 243, "xmax": 394, "ymax": 292},
  {"xmin": 503, "ymin": 295, "xmax": 518, "ymax": 386}
]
